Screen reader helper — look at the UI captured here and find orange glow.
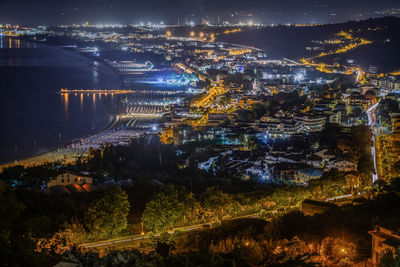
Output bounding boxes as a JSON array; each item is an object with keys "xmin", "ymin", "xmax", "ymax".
[
  {"xmin": 228, "ymin": 48, "xmax": 252, "ymax": 56},
  {"xmin": 63, "ymin": 93, "xmax": 69, "ymax": 113},
  {"xmin": 60, "ymin": 88, "xmax": 134, "ymax": 94},
  {"xmin": 223, "ymin": 28, "xmax": 242, "ymax": 34}
]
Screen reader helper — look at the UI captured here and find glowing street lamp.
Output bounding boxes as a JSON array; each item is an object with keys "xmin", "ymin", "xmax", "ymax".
[
  {"xmin": 190, "ymin": 31, "xmax": 195, "ymax": 37},
  {"xmin": 166, "ymin": 30, "xmax": 172, "ymax": 37}
]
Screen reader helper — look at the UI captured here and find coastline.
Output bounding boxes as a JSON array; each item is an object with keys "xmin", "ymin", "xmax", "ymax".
[
  {"xmin": 0, "ymin": 37, "xmax": 188, "ymax": 171},
  {"xmin": 0, "ymin": 37, "xmax": 123, "ymax": 169},
  {"xmin": 0, "ymin": 115, "xmax": 121, "ymax": 170}
]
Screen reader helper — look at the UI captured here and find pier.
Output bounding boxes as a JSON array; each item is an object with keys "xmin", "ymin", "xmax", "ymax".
[
  {"xmin": 60, "ymin": 88, "xmax": 187, "ymax": 95},
  {"xmin": 60, "ymin": 89, "xmax": 135, "ymax": 94}
]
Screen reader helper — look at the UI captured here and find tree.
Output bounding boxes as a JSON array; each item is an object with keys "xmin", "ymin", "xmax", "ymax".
[
  {"xmin": 320, "ymin": 237, "xmax": 356, "ymax": 265},
  {"xmin": 0, "ymin": 165, "xmax": 25, "ymax": 183},
  {"xmin": 379, "ymin": 248, "xmax": 400, "ymax": 267},
  {"xmin": 390, "ymin": 178, "xmax": 400, "ymax": 192},
  {"xmin": 358, "ymin": 153, "xmax": 374, "ymax": 178},
  {"xmin": 35, "ymin": 220, "xmax": 87, "ymax": 255},
  {"xmin": 201, "ymin": 187, "xmax": 238, "ymax": 221},
  {"xmin": 319, "ymin": 124, "xmax": 342, "ymax": 149},
  {"xmin": 319, "ymin": 169, "xmax": 346, "ymax": 197},
  {"xmin": 84, "ymin": 188, "xmax": 130, "ymax": 239},
  {"xmin": 142, "ymin": 185, "xmax": 195, "ymax": 233},
  {"xmin": 0, "ymin": 182, "xmax": 49, "ymax": 266},
  {"xmin": 392, "ymin": 161, "xmax": 400, "ymax": 177},
  {"xmin": 351, "ymin": 125, "xmax": 372, "ymax": 149}
]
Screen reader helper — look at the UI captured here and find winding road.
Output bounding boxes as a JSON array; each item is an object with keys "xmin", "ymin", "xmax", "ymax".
[
  {"xmin": 78, "ymin": 213, "xmax": 261, "ymax": 249},
  {"xmin": 366, "ymin": 101, "xmax": 380, "ymax": 183}
]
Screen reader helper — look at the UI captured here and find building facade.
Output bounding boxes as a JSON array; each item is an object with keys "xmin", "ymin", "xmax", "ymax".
[
  {"xmin": 47, "ymin": 171, "xmax": 93, "ymax": 188},
  {"xmin": 369, "ymin": 226, "xmax": 400, "ymax": 266}
]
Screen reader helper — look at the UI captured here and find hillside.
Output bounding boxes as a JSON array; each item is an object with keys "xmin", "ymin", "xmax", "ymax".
[{"xmin": 216, "ymin": 17, "xmax": 400, "ymax": 72}]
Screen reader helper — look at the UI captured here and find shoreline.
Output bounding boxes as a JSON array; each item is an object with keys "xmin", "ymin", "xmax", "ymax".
[
  {"xmin": 0, "ymin": 37, "xmax": 123, "ymax": 170},
  {"xmin": 0, "ymin": 115, "xmax": 121, "ymax": 170},
  {"xmin": 0, "ymin": 37, "xmax": 191, "ymax": 171}
]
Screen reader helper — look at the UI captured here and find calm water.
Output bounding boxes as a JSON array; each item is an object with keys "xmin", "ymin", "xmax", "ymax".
[{"xmin": 0, "ymin": 37, "xmax": 122, "ymax": 163}]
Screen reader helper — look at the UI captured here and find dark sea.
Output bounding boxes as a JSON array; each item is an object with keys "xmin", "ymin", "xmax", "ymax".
[{"xmin": 0, "ymin": 37, "xmax": 122, "ymax": 163}]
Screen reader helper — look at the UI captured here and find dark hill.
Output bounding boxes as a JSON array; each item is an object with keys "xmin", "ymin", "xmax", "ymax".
[{"xmin": 216, "ymin": 16, "xmax": 400, "ymax": 72}]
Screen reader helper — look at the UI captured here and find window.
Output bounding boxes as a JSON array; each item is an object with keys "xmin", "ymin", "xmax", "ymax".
[
  {"xmin": 61, "ymin": 179, "xmax": 64, "ymax": 183},
  {"xmin": 75, "ymin": 178, "xmax": 77, "ymax": 182}
]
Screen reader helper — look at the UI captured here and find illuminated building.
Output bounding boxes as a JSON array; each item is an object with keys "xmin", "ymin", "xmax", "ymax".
[
  {"xmin": 369, "ymin": 226, "xmax": 400, "ymax": 266},
  {"xmin": 47, "ymin": 171, "xmax": 93, "ymax": 188}
]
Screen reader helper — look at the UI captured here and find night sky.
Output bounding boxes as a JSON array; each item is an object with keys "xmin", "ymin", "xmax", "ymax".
[{"xmin": 1, "ymin": 0, "xmax": 400, "ymax": 25}]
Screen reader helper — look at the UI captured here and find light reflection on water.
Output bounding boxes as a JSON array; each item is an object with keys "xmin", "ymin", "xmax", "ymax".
[
  {"xmin": 0, "ymin": 37, "xmax": 121, "ymax": 163},
  {"xmin": 61, "ymin": 92, "xmax": 119, "ymax": 116},
  {"xmin": 62, "ymin": 93, "xmax": 69, "ymax": 115},
  {"xmin": 0, "ymin": 37, "xmax": 27, "ymax": 50}
]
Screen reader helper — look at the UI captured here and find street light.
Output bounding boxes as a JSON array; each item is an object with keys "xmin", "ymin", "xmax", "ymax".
[{"xmin": 141, "ymin": 222, "xmax": 144, "ymax": 246}]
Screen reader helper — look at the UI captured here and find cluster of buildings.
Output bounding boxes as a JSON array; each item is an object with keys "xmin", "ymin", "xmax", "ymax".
[
  {"xmin": 140, "ymin": 37, "xmax": 382, "ymax": 185},
  {"xmin": 0, "ymin": 24, "xmax": 47, "ymax": 36},
  {"xmin": 189, "ymin": 136, "xmax": 358, "ymax": 185},
  {"xmin": 370, "ymin": 75, "xmax": 400, "ymax": 95},
  {"xmin": 13, "ymin": 24, "xmax": 398, "ymax": 190}
]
